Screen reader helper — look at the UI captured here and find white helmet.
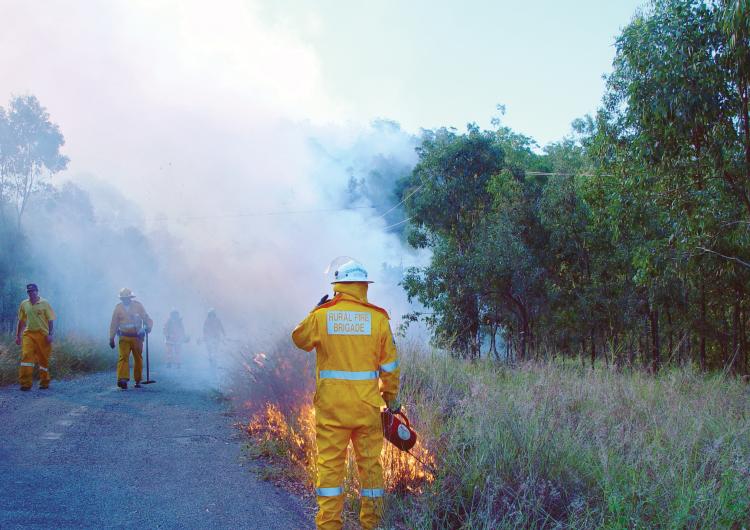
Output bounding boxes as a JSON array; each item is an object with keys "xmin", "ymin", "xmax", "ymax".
[
  {"xmin": 332, "ymin": 260, "xmax": 373, "ymax": 284},
  {"xmin": 119, "ymin": 287, "xmax": 136, "ymax": 299}
]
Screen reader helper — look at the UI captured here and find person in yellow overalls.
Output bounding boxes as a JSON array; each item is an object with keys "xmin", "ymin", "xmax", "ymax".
[
  {"xmin": 15, "ymin": 283, "xmax": 56, "ymax": 391},
  {"xmin": 109, "ymin": 288, "xmax": 153, "ymax": 390},
  {"xmin": 164, "ymin": 309, "xmax": 189, "ymax": 368},
  {"xmin": 292, "ymin": 260, "xmax": 401, "ymax": 530}
]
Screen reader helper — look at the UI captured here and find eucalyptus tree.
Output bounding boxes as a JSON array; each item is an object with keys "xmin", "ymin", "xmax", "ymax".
[
  {"xmin": 0, "ymin": 95, "xmax": 68, "ymax": 230},
  {"xmin": 402, "ymin": 126, "xmax": 505, "ymax": 358}
]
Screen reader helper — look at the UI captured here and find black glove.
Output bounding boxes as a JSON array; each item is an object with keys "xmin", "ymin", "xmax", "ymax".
[
  {"xmin": 317, "ymin": 294, "xmax": 330, "ymax": 306},
  {"xmin": 109, "ymin": 337, "xmax": 115, "ymax": 349}
]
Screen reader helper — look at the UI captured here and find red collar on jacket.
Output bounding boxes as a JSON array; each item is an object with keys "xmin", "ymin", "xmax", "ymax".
[{"xmin": 315, "ymin": 293, "xmax": 390, "ymax": 319}]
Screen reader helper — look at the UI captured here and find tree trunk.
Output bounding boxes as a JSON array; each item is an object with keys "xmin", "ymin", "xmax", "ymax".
[
  {"xmin": 742, "ymin": 305, "xmax": 749, "ymax": 376},
  {"xmin": 489, "ymin": 323, "xmax": 497, "ymax": 360},
  {"xmin": 700, "ymin": 281, "xmax": 707, "ymax": 370},
  {"xmin": 733, "ymin": 298, "xmax": 741, "ymax": 374},
  {"xmin": 650, "ymin": 307, "xmax": 660, "ymax": 373},
  {"xmin": 590, "ymin": 328, "xmax": 596, "ymax": 370},
  {"xmin": 722, "ymin": 312, "xmax": 730, "ymax": 370},
  {"xmin": 666, "ymin": 304, "xmax": 674, "ymax": 364}
]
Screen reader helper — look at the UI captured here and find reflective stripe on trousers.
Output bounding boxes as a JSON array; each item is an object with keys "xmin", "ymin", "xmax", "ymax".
[
  {"xmin": 361, "ymin": 488, "xmax": 384, "ymax": 498},
  {"xmin": 20, "ymin": 362, "xmax": 35, "ymax": 367},
  {"xmin": 319, "ymin": 370, "xmax": 378, "ymax": 380},
  {"xmin": 316, "ymin": 486, "xmax": 343, "ymax": 496}
]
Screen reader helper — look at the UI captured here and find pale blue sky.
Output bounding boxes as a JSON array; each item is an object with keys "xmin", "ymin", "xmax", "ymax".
[{"xmin": 259, "ymin": 0, "xmax": 646, "ymax": 145}]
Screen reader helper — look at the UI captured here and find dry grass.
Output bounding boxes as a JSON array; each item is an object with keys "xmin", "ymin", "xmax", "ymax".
[
  {"xmin": 236, "ymin": 340, "xmax": 750, "ymax": 528},
  {"xmin": 0, "ymin": 334, "xmax": 115, "ymax": 386},
  {"xmin": 389, "ymin": 344, "xmax": 750, "ymax": 529},
  {"xmin": 235, "ymin": 339, "xmax": 435, "ymax": 528}
]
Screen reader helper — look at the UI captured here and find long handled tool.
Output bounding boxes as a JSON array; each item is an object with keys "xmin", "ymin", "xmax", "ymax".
[{"xmin": 142, "ymin": 330, "xmax": 156, "ymax": 384}]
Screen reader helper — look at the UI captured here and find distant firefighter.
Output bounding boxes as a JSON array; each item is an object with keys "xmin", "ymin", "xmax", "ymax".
[
  {"xmin": 292, "ymin": 260, "xmax": 401, "ymax": 530},
  {"xmin": 202, "ymin": 308, "xmax": 225, "ymax": 368},
  {"xmin": 109, "ymin": 288, "xmax": 153, "ymax": 390},
  {"xmin": 164, "ymin": 309, "xmax": 189, "ymax": 368},
  {"xmin": 15, "ymin": 283, "xmax": 56, "ymax": 391}
]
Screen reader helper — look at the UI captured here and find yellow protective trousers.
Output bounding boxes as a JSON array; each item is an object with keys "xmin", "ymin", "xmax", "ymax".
[
  {"xmin": 315, "ymin": 381, "xmax": 384, "ymax": 530},
  {"xmin": 18, "ymin": 331, "xmax": 51, "ymax": 389},
  {"xmin": 117, "ymin": 336, "xmax": 143, "ymax": 382}
]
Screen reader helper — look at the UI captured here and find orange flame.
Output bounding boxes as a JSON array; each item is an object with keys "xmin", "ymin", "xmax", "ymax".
[{"xmin": 246, "ymin": 402, "xmax": 435, "ymax": 494}]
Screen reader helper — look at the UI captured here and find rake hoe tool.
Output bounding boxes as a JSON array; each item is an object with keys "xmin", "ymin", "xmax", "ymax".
[{"xmin": 142, "ymin": 330, "xmax": 156, "ymax": 384}]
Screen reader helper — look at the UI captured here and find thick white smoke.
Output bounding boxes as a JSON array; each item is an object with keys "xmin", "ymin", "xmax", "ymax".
[{"xmin": 0, "ymin": 1, "xmax": 427, "ymax": 386}]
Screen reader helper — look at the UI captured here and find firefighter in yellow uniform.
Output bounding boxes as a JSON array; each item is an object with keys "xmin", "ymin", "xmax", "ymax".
[
  {"xmin": 15, "ymin": 283, "xmax": 56, "ymax": 391},
  {"xmin": 109, "ymin": 288, "xmax": 153, "ymax": 390},
  {"xmin": 292, "ymin": 260, "xmax": 400, "ymax": 530}
]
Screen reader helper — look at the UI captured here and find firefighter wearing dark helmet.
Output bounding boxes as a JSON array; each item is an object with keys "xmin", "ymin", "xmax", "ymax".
[{"xmin": 292, "ymin": 260, "xmax": 400, "ymax": 530}]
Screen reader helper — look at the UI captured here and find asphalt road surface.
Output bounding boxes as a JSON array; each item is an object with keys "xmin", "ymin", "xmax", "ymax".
[{"xmin": 0, "ymin": 371, "xmax": 313, "ymax": 529}]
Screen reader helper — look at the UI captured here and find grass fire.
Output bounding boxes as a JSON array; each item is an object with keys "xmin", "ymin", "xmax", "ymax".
[
  {"xmin": 232, "ymin": 341, "xmax": 749, "ymax": 529},
  {"xmin": 237, "ymin": 340, "xmax": 436, "ymax": 519}
]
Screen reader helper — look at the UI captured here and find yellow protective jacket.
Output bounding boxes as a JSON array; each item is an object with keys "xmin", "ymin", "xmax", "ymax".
[
  {"xmin": 292, "ymin": 282, "xmax": 400, "ymax": 408},
  {"xmin": 109, "ymin": 301, "xmax": 153, "ymax": 339}
]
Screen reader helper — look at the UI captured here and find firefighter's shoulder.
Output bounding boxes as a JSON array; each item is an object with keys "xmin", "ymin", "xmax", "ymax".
[{"xmin": 313, "ymin": 295, "xmax": 390, "ymax": 319}]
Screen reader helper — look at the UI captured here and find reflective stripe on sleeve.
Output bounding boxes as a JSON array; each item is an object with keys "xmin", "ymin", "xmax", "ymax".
[
  {"xmin": 361, "ymin": 488, "xmax": 384, "ymax": 498},
  {"xmin": 379, "ymin": 359, "xmax": 399, "ymax": 373},
  {"xmin": 39, "ymin": 366, "xmax": 49, "ymax": 372},
  {"xmin": 316, "ymin": 486, "xmax": 343, "ymax": 496},
  {"xmin": 319, "ymin": 370, "xmax": 378, "ymax": 381},
  {"xmin": 20, "ymin": 362, "xmax": 35, "ymax": 367}
]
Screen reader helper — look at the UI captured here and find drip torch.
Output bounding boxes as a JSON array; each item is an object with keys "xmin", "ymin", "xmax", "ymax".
[{"xmin": 381, "ymin": 408, "xmax": 436, "ymax": 473}]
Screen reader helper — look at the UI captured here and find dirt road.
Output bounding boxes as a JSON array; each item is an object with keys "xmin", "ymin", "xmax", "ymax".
[{"xmin": 0, "ymin": 372, "xmax": 313, "ymax": 529}]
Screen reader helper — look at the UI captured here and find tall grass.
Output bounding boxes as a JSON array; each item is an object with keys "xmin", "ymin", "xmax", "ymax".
[
  {"xmin": 238, "ymin": 341, "xmax": 750, "ymax": 528},
  {"xmin": 0, "ymin": 334, "xmax": 116, "ymax": 386},
  {"xmin": 389, "ymin": 344, "xmax": 750, "ymax": 529}
]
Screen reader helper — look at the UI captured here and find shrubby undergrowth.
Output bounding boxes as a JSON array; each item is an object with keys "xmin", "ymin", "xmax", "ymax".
[{"xmin": 0, "ymin": 335, "xmax": 115, "ymax": 386}]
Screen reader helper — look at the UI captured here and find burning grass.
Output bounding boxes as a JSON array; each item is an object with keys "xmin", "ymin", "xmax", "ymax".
[
  {"xmin": 0, "ymin": 334, "xmax": 115, "ymax": 386},
  {"xmin": 233, "ymin": 338, "xmax": 436, "ymax": 525},
  {"xmin": 236, "ymin": 340, "xmax": 749, "ymax": 528}
]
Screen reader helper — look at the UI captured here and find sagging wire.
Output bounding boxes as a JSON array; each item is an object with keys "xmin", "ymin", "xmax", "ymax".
[
  {"xmin": 525, "ymin": 171, "xmax": 614, "ymax": 177},
  {"xmin": 375, "ymin": 184, "xmax": 424, "ymax": 221},
  {"xmin": 153, "ymin": 205, "xmax": 376, "ymax": 222},
  {"xmin": 382, "ymin": 216, "xmax": 413, "ymax": 231}
]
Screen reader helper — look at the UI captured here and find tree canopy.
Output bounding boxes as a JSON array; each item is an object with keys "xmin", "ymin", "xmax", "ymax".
[{"xmin": 400, "ymin": 0, "xmax": 750, "ymax": 374}]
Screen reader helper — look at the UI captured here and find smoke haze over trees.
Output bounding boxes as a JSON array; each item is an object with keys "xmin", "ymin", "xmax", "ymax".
[
  {"xmin": 3, "ymin": 0, "xmax": 750, "ymax": 378},
  {"xmin": 0, "ymin": 95, "xmax": 422, "ymax": 346}
]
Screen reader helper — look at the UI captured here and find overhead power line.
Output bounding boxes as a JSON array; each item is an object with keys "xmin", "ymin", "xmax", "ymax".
[
  {"xmin": 382, "ymin": 216, "xmax": 414, "ymax": 231},
  {"xmin": 153, "ymin": 205, "xmax": 376, "ymax": 222},
  {"xmin": 153, "ymin": 183, "xmax": 427, "ymax": 226},
  {"xmin": 525, "ymin": 171, "xmax": 614, "ymax": 177},
  {"xmin": 376, "ymin": 184, "xmax": 424, "ymax": 220}
]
